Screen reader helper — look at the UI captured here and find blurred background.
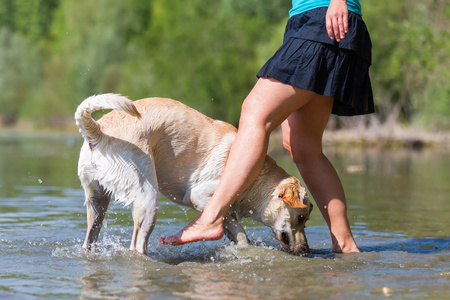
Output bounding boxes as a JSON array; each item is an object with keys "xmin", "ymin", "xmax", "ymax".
[
  {"xmin": 1, "ymin": 2, "xmax": 449, "ymax": 298},
  {"xmin": 0, "ymin": 0, "xmax": 449, "ymax": 132}
]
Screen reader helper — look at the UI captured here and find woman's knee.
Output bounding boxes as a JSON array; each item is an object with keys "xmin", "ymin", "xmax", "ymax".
[
  {"xmin": 239, "ymin": 97, "xmax": 277, "ymax": 134},
  {"xmin": 294, "ymin": 148, "xmax": 323, "ymax": 167},
  {"xmin": 281, "ymin": 97, "xmax": 332, "ymax": 166},
  {"xmin": 282, "ymin": 133, "xmax": 323, "ymax": 166},
  {"xmin": 282, "ymin": 134, "xmax": 295, "ymax": 160}
]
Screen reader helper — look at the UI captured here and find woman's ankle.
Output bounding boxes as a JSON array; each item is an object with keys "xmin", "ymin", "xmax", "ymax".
[{"xmin": 331, "ymin": 237, "xmax": 360, "ymax": 253}]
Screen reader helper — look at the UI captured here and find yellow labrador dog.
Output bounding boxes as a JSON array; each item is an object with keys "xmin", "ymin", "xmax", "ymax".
[{"xmin": 75, "ymin": 94, "xmax": 312, "ymax": 256}]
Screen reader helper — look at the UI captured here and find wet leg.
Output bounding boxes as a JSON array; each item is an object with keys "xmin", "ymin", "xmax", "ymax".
[
  {"xmin": 130, "ymin": 197, "xmax": 158, "ymax": 255},
  {"xmin": 160, "ymin": 78, "xmax": 317, "ymax": 245},
  {"xmin": 223, "ymin": 215, "xmax": 249, "ymax": 245},
  {"xmin": 82, "ymin": 181, "xmax": 111, "ymax": 251},
  {"xmin": 128, "ymin": 157, "xmax": 159, "ymax": 255},
  {"xmin": 281, "ymin": 96, "xmax": 359, "ymax": 253}
]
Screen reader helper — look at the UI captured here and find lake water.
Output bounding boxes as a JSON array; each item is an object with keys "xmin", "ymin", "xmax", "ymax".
[{"xmin": 0, "ymin": 133, "xmax": 449, "ymax": 299}]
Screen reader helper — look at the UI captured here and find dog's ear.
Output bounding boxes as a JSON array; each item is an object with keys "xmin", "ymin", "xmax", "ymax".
[{"xmin": 278, "ymin": 184, "xmax": 308, "ymax": 209}]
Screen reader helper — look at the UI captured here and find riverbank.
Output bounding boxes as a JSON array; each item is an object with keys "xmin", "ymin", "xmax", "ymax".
[
  {"xmin": 322, "ymin": 126, "xmax": 450, "ymax": 150},
  {"xmin": 269, "ymin": 123, "xmax": 450, "ymax": 154},
  {"xmin": 2, "ymin": 121, "xmax": 450, "ymax": 151}
]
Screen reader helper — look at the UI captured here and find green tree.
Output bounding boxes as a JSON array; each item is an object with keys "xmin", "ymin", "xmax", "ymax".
[
  {"xmin": 0, "ymin": 28, "xmax": 40, "ymax": 124},
  {"xmin": 365, "ymin": 0, "xmax": 450, "ymax": 127},
  {"xmin": 1, "ymin": 0, "xmax": 449, "ymax": 129},
  {"xmin": 0, "ymin": 0, "xmax": 60, "ymax": 125},
  {"xmin": 128, "ymin": 0, "xmax": 289, "ymax": 124}
]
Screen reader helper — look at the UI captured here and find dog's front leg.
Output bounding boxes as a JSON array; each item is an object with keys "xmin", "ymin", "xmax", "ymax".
[{"xmin": 223, "ymin": 215, "xmax": 249, "ymax": 245}]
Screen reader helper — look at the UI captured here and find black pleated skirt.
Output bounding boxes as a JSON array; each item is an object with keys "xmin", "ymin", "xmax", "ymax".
[{"xmin": 257, "ymin": 7, "xmax": 374, "ymax": 116}]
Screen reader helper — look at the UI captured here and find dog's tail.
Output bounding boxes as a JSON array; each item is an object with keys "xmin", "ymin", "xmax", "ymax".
[{"xmin": 74, "ymin": 93, "xmax": 141, "ymax": 147}]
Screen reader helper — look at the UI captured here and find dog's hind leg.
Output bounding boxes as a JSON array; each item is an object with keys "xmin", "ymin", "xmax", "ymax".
[
  {"xmin": 82, "ymin": 180, "xmax": 111, "ymax": 251},
  {"xmin": 129, "ymin": 192, "xmax": 158, "ymax": 255},
  {"xmin": 126, "ymin": 155, "xmax": 159, "ymax": 255}
]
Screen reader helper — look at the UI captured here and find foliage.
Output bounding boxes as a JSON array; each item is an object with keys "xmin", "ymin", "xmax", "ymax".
[
  {"xmin": 0, "ymin": 0, "xmax": 449, "ymax": 129},
  {"xmin": 364, "ymin": 0, "xmax": 450, "ymax": 128},
  {"xmin": 0, "ymin": 28, "xmax": 40, "ymax": 124}
]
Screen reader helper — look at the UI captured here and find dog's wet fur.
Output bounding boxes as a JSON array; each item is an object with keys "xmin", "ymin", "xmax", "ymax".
[{"xmin": 75, "ymin": 94, "xmax": 312, "ymax": 256}]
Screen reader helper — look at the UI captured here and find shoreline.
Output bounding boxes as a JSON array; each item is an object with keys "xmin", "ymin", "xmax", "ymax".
[
  {"xmin": 322, "ymin": 127, "xmax": 450, "ymax": 150},
  {"xmin": 1, "ymin": 123, "xmax": 450, "ymax": 151},
  {"xmin": 270, "ymin": 125, "xmax": 450, "ymax": 153}
]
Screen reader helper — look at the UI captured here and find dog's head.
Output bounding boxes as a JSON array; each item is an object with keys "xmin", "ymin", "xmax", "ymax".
[{"xmin": 262, "ymin": 177, "xmax": 312, "ymax": 256}]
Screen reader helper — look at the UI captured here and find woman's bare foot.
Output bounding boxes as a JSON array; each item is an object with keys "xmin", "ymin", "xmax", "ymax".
[
  {"xmin": 331, "ymin": 236, "xmax": 360, "ymax": 253},
  {"xmin": 159, "ymin": 213, "xmax": 225, "ymax": 245}
]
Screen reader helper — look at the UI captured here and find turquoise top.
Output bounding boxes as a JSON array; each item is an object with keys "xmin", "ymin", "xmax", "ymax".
[{"xmin": 289, "ymin": 0, "xmax": 362, "ymax": 17}]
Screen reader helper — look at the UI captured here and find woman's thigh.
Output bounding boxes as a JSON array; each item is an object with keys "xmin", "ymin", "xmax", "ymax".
[{"xmin": 239, "ymin": 77, "xmax": 325, "ymax": 132}]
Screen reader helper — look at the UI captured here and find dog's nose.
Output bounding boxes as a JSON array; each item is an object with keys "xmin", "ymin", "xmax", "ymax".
[
  {"xmin": 293, "ymin": 240, "xmax": 310, "ymax": 257},
  {"xmin": 278, "ymin": 232, "xmax": 310, "ymax": 256},
  {"xmin": 292, "ymin": 245, "xmax": 309, "ymax": 257},
  {"xmin": 301, "ymin": 244, "xmax": 310, "ymax": 257},
  {"xmin": 291, "ymin": 245, "xmax": 309, "ymax": 257}
]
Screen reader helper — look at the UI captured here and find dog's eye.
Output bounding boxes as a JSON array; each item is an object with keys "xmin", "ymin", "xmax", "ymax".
[{"xmin": 297, "ymin": 215, "xmax": 305, "ymax": 223}]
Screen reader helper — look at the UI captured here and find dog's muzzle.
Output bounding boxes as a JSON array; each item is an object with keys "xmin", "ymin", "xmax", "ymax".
[{"xmin": 279, "ymin": 231, "xmax": 310, "ymax": 257}]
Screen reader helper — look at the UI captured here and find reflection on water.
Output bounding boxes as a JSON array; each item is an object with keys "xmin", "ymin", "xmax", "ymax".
[{"xmin": 0, "ymin": 134, "xmax": 449, "ymax": 299}]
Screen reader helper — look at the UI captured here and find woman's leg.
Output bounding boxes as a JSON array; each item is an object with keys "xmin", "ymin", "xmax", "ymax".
[
  {"xmin": 281, "ymin": 97, "xmax": 359, "ymax": 253},
  {"xmin": 160, "ymin": 77, "xmax": 319, "ymax": 245}
]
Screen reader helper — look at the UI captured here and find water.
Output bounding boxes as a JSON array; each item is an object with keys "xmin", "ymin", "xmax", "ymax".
[{"xmin": 0, "ymin": 133, "xmax": 449, "ymax": 299}]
